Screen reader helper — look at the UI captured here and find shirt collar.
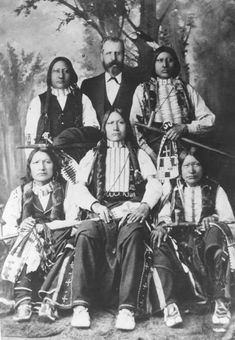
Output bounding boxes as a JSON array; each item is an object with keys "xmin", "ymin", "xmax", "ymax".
[
  {"xmin": 51, "ymin": 87, "xmax": 71, "ymax": 97},
  {"xmin": 32, "ymin": 181, "xmax": 53, "ymax": 197},
  {"xmin": 105, "ymin": 72, "xmax": 122, "ymax": 84}
]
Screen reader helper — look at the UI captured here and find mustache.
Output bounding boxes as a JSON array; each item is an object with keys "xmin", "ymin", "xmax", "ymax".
[{"xmin": 104, "ymin": 60, "xmax": 123, "ymax": 69}]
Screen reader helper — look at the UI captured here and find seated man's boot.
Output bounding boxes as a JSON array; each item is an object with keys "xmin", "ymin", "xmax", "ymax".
[
  {"xmin": 71, "ymin": 305, "xmax": 91, "ymax": 328},
  {"xmin": 164, "ymin": 303, "xmax": 183, "ymax": 328},
  {"xmin": 212, "ymin": 298, "xmax": 231, "ymax": 331},
  {"xmin": 13, "ymin": 303, "xmax": 32, "ymax": 322},
  {"xmin": 115, "ymin": 308, "xmax": 135, "ymax": 331},
  {"xmin": 38, "ymin": 299, "xmax": 58, "ymax": 322}
]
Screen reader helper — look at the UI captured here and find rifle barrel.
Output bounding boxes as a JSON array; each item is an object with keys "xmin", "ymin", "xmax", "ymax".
[{"xmin": 135, "ymin": 122, "xmax": 235, "ymax": 160}]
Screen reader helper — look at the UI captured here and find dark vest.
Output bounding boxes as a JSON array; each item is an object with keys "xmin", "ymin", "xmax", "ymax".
[
  {"xmin": 104, "ymin": 89, "xmax": 112, "ymax": 115},
  {"xmin": 19, "ymin": 181, "xmax": 65, "ymax": 224},
  {"xmin": 170, "ymin": 177, "xmax": 218, "ymax": 223},
  {"xmin": 81, "ymin": 72, "xmax": 138, "ymax": 124},
  {"xmin": 180, "ymin": 80, "xmax": 195, "ymax": 124},
  {"xmin": 103, "ymin": 86, "xmax": 126, "ymax": 115},
  {"xmin": 36, "ymin": 89, "xmax": 83, "ymax": 142},
  {"xmin": 32, "ymin": 194, "xmax": 54, "ymax": 222}
]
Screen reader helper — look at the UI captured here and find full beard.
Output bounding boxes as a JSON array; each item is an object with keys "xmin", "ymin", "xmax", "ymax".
[{"xmin": 103, "ymin": 61, "xmax": 123, "ymax": 76}]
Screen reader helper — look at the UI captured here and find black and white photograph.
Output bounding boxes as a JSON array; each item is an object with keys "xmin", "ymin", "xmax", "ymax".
[{"xmin": 0, "ymin": 1, "xmax": 235, "ymax": 339}]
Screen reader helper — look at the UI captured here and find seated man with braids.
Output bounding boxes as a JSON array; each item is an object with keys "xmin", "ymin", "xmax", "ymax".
[
  {"xmin": 66, "ymin": 108, "xmax": 162, "ymax": 330},
  {"xmin": 151, "ymin": 147, "xmax": 234, "ymax": 331}
]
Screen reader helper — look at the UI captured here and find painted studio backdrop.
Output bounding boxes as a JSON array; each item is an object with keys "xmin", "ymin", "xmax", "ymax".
[{"xmin": 1, "ymin": 0, "xmax": 235, "ymax": 209}]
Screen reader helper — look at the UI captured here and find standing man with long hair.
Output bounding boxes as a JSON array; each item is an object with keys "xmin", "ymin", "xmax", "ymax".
[
  {"xmin": 25, "ymin": 57, "xmax": 100, "ymax": 147},
  {"xmin": 130, "ymin": 46, "xmax": 215, "ymax": 188}
]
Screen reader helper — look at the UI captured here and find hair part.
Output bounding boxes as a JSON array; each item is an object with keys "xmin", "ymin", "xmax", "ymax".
[
  {"xmin": 46, "ymin": 56, "xmax": 78, "ymax": 87},
  {"xmin": 101, "ymin": 36, "xmax": 125, "ymax": 53},
  {"xmin": 42, "ymin": 57, "xmax": 78, "ymax": 123},
  {"xmin": 26, "ymin": 148, "xmax": 61, "ymax": 182},
  {"xmin": 94, "ymin": 107, "xmax": 138, "ymax": 203},
  {"xmin": 21, "ymin": 149, "xmax": 64, "ymax": 222},
  {"xmin": 179, "ymin": 146, "xmax": 207, "ymax": 175},
  {"xmin": 101, "ymin": 107, "xmax": 137, "ymax": 146}
]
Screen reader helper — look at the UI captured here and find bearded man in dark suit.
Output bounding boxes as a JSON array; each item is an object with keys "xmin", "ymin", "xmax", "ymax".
[{"xmin": 81, "ymin": 37, "xmax": 139, "ymax": 123}]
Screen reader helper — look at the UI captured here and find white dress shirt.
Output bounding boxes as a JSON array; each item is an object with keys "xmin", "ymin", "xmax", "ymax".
[
  {"xmin": 25, "ymin": 87, "xmax": 100, "ymax": 146},
  {"xmin": 105, "ymin": 72, "xmax": 122, "ymax": 105}
]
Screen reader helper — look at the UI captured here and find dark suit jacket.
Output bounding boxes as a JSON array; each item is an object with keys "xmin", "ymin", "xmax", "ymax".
[{"xmin": 81, "ymin": 70, "xmax": 139, "ymax": 124}]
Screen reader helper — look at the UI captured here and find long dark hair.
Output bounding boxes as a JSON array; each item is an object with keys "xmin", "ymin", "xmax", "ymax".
[
  {"xmin": 46, "ymin": 56, "xmax": 78, "ymax": 88},
  {"xmin": 178, "ymin": 146, "xmax": 207, "ymax": 176},
  {"xmin": 152, "ymin": 45, "xmax": 181, "ymax": 78},
  {"xmin": 100, "ymin": 108, "xmax": 137, "ymax": 145},
  {"xmin": 26, "ymin": 148, "xmax": 61, "ymax": 183},
  {"xmin": 94, "ymin": 108, "xmax": 140, "ymax": 202},
  {"xmin": 43, "ymin": 56, "xmax": 78, "ymax": 120},
  {"xmin": 21, "ymin": 148, "xmax": 64, "ymax": 222}
]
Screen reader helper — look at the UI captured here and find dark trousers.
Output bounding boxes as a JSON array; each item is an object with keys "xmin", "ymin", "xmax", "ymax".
[
  {"xmin": 14, "ymin": 265, "xmax": 44, "ymax": 307},
  {"xmin": 72, "ymin": 220, "xmax": 146, "ymax": 311},
  {"xmin": 153, "ymin": 225, "xmax": 229, "ymax": 308}
]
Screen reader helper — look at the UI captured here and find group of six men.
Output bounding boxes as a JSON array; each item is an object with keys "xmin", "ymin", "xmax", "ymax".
[{"xmin": 2, "ymin": 36, "xmax": 234, "ymax": 333}]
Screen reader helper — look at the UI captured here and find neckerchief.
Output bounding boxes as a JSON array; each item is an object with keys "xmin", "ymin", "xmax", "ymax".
[{"xmin": 32, "ymin": 181, "xmax": 53, "ymax": 198}]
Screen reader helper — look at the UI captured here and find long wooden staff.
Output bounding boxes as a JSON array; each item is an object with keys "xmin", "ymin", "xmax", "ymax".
[
  {"xmin": 135, "ymin": 122, "xmax": 235, "ymax": 160},
  {"xmin": 17, "ymin": 143, "xmax": 96, "ymax": 150},
  {"xmin": 0, "ymin": 218, "xmax": 100, "ymax": 241}
]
